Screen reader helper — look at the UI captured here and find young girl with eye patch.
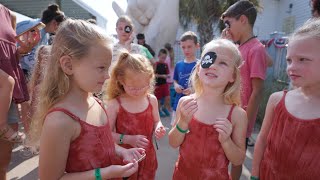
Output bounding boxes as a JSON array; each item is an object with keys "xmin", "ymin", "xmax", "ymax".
[
  {"xmin": 105, "ymin": 52, "xmax": 166, "ymax": 180},
  {"xmin": 168, "ymin": 38, "xmax": 248, "ymax": 180},
  {"xmin": 113, "ymin": 16, "xmax": 155, "ymax": 65}
]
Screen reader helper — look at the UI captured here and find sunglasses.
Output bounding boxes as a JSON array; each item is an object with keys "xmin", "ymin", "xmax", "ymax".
[{"xmin": 224, "ymin": 20, "xmax": 231, "ymax": 28}]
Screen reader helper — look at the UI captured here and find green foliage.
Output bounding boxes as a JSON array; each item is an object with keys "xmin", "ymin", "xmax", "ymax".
[{"xmin": 179, "ymin": 0, "xmax": 261, "ymax": 46}]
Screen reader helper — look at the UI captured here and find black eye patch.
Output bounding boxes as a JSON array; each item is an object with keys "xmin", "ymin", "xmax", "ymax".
[
  {"xmin": 224, "ymin": 20, "xmax": 230, "ymax": 28},
  {"xmin": 201, "ymin": 52, "xmax": 217, "ymax": 68},
  {"xmin": 124, "ymin": 26, "xmax": 132, "ymax": 33}
]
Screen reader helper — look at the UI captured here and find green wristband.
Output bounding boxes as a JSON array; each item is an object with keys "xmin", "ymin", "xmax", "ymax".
[
  {"xmin": 250, "ymin": 176, "xmax": 260, "ymax": 180},
  {"xmin": 176, "ymin": 124, "xmax": 189, "ymax": 133},
  {"xmin": 95, "ymin": 168, "xmax": 102, "ymax": 180},
  {"xmin": 119, "ymin": 134, "xmax": 124, "ymax": 144}
]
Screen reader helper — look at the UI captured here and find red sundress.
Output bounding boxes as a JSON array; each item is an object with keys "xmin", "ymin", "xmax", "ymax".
[
  {"xmin": 173, "ymin": 105, "xmax": 235, "ymax": 180},
  {"xmin": 259, "ymin": 91, "xmax": 320, "ymax": 180},
  {"xmin": 115, "ymin": 96, "xmax": 157, "ymax": 180},
  {"xmin": 46, "ymin": 99, "xmax": 121, "ymax": 179}
]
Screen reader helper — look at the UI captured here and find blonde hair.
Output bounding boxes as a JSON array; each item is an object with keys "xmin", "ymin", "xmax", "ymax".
[
  {"xmin": 105, "ymin": 52, "xmax": 155, "ymax": 100},
  {"xmin": 290, "ymin": 18, "xmax": 320, "ymax": 41},
  {"xmin": 190, "ymin": 38, "xmax": 242, "ymax": 105},
  {"xmin": 28, "ymin": 19, "xmax": 113, "ymax": 145},
  {"xmin": 116, "ymin": 15, "xmax": 134, "ymax": 28}
]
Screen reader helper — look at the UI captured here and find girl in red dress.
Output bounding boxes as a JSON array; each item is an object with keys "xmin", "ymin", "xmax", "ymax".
[
  {"xmin": 251, "ymin": 19, "xmax": 320, "ymax": 180},
  {"xmin": 28, "ymin": 19, "xmax": 145, "ymax": 180},
  {"xmin": 105, "ymin": 52, "xmax": 166, "ymax": 180},
  {"xmin": 168, "ymin": 39, "xmax": 248, "ymax": 180}
]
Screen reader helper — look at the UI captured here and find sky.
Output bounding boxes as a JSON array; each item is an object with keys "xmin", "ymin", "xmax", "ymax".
[
  {"xmin": 101, "ymin": 0, "xmax": 127, "ymax": 34},
  {"xmin": 73, "ymin": 0, "xmax": 127, "ymax": 35}
]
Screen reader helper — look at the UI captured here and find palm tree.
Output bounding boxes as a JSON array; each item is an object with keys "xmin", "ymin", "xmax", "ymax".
[{"xmin": 179, "ymin": 0, "xmax": 260, "ymax": 47}]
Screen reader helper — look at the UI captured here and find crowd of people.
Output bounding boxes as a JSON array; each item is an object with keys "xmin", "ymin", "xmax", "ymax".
[{"xmin": 1, "ymin": 0, "xmax": 320, "ymax": 179}]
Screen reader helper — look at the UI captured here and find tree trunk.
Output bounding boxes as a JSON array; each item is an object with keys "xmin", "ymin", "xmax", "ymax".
[{"xmin": 197, "ymin": 19, "xmax": 214, "ymax": 49}]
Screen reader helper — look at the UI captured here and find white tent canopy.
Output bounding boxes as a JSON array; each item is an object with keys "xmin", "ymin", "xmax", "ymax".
[
  {"xmin": 72, "ymin": 0, "xmax": 107, "ymax": 30},
  {"xmin": 72, "ymin": 0, "xmax": 127, "ymax": 34},
  {"xmin": 14, "ymin": 11, "xmax": 32, "ymax": 23}
]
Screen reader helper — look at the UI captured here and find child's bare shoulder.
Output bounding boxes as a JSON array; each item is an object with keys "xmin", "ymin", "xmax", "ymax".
[
  {"xmin": 106, "ymin": 98, "xmax": 119, "ymax": 106},
  {"xmin": 148, "ymin": 94, "xmax": 159, "ymax": 106},
  {"xmin": 105, "ymin": 98, "xmax": 120, "ymax": 110},
  {"xmin": 230, "ymin": 106, "xmax": 247, "ymax": 122},
  {"xmin": 268, "ymin": 91, "xmax": 284, "ymax": 106},
  {"xmin": 44, "ymin": 109, "xmax": 77, "ymax": 131}
]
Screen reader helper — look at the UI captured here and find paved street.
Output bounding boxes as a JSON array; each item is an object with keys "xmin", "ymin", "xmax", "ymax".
[{"xmin": 7, "ymin": 116, "xmax": 257, "ymax": 180}]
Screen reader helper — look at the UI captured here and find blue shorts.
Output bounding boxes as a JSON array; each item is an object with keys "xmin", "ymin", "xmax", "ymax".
[{"xmin": 7, "ymin": 103, "xmax": 19, "ymax": 124}]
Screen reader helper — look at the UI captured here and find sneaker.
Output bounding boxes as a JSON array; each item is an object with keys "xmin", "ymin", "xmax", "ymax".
[
  {"xmin": 162, "ymin": 108, "xmax": 171, "ymax": 116},
  {"xmin": 159, "ymin": 110, "xmax": 166, "ymax": 117}
]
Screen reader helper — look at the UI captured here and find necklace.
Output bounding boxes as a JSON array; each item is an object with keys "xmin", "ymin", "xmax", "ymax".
[{"xmin": 239, "ymin": 36, "xmax": 257, "ymax": 47}]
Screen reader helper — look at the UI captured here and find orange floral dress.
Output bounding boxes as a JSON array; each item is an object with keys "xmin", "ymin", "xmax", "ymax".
[
  {"xmin": 47, "ymin": 99, "xmax": 121, "ymax": 179},
  {"xmin": 115, "ymin": 96, "xmax": 157, "ymax": 180},
  {"xmin": 260, "ymin": 91, "xmax": 320, "ymax": 180},
  {"xmin": 173, "ymin": 105, "xmax": 235, "ymax": 180}
]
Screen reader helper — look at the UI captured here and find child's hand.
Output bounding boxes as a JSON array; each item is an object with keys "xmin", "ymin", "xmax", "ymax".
[
  {"xmin": 182, "ymin": 88, "xmax": 191, "ymax": 95},
  {"xmin": 155, "ymin": 125, "xmax": 166, "ymax": 139},
  {"xmin": 221, "ymin": 28, "xmax": 233, "ymax": 41},
  {"xmin": 107, "ymin": 162, "xmax": 138, "ymax": 178},
  {"xmin": 124, "ymin": 33, "xmax": 135, "ymax": 49},
  {"xmin": 174, "ymin": 84, "xmax": 184, "ymax": 94},
  {"xmin": 17, "ymin": 29, "xmax": 41, "ymax": 54},
  {"xmin": 179, "ymin": 97, "xmax": 197, "ymax": 125},
  {"xmin": 127, "ymin": 135, "xmax": 149, "ymax": 148},
  {"xmin": 214, "ymin": 118, "xmax": 232, "ymax": 144},
  {"xmin": 121, "ymin": 148, "xmax": 145, "ymax": 164}
]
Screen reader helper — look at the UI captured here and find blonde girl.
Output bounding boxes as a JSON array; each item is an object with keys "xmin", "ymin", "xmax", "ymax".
[
  {"xmin": 105, "ymin": 52, "xmax": 166, "ymax": 180},
  {"xmin": 113, "ymin": 15, "xmax": 155, "ymax": 65},
  {"xmin": 29, "ymin": 19, "xmax": 144, "ymax": 180},
  {"xmin": 251, "ymin": 18, "xmax": 320, "ymax": 180},
  {"xmin": 169, "ymin": 38, "xmax": 248, "ymax": 179}
]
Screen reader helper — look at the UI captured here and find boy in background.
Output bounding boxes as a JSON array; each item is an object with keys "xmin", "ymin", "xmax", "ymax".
[
  {"xmin": 221, "ymin": 1, "xmax": 268, "ymax": 179},
  {"xmin": 155, "ymin": 49, "xmax": 170, "ymax": 117},
  {"xmin": 171, "ymin": 31, "xmax": 199, "ymax": 126}
]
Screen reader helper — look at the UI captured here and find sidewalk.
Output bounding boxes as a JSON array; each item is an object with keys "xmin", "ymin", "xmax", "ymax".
[{"xmin": 7, "ymin": 116, "xmax": 259, "ymax": 180}]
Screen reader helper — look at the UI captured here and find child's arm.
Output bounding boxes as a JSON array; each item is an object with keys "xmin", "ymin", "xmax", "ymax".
[
  {"xmin": 105, "ymin": 99, "xmax": 119, "ymax": 132},
  {"xmin": 155, "ymin": 74, "xmax": 168, "ymax": 79},
  {"xmin": 149, "ymin": 94, "xmax": 166, "ymax": 139},
  {"xmin": 173, "ymin": 80, "xmax": 184, "ymax": 94},
  {"xmin": 114, "ymin": 143, "xmax": 146, "ymax": 163},
  {"xmin": 246, "ymin": 78, "xmax": 264, "ymax": 129},
  {"xmin": 251, "ymin": 91, "xmax": 283, "ymax": 177},
  {"xmin": 216, "ymin": 106, "xmax": 247, "ymax": 166},
  {"xmin": 173, "ymin": 65, "xmax": 183, "ymax": 94},
  {"xmin": 106, "ymin": 99, "xmax": 149, "ymax": 148},
  {"xmin": 168, "ymin": 96, "xmax": 197, "ymax": 148},
  {"xmin": 266, "ymin": 51, "xmax": 273, "ymax": 67},
  {"xmin": 39, "ymin": 112, "xmax": 75, "ymax": 179}
]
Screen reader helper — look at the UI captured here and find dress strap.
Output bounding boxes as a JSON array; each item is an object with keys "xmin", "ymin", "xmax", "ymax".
[
  {"xmin": 116, "ymin": 97, "xmax": 121, "ymax": 105},
  {"xmin": 278, "ymin": 90, "xmax": 288, "ymax": 108},
  {"xmin": 283, "ymin": 90, "xmax": 288, "ymax": 96},
  {"xmin": 46, "ymin": 108, "xmax": 81, "ymax": 123},
  {"xmin": 93, "ymin": 97, "xmax": 108, "ymax": 117},
  {"xmin": 227, "ymin": 104, "xmax": 236, "ymax": 121}
]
